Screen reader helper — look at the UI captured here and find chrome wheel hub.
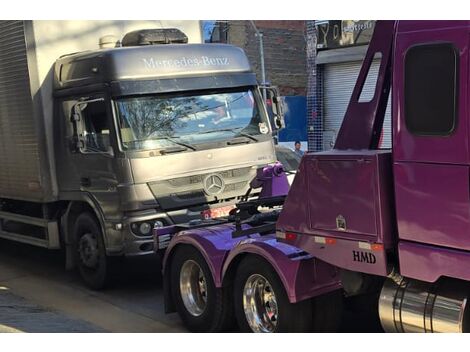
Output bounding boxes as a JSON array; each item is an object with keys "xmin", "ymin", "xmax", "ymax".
[
  {"xmin": 78, "ymin": 232, "xmax": 99, "ymax": 268},
  {"xmin": 243, "ymin": 274, "xmax": 278, "ymax": 332},
  {"xmin": 179, "ymin": 260, "xmax": 208, "ymax": 316}
]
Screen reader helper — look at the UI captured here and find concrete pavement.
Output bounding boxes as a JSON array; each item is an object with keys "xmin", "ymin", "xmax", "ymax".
[
  {"xmin": 0, "ymin": 239, "xmax": 185, "ymax": 333},
  {"xmin": 0, "ymin": 288, "xmax": 104, "ymax": 332}
]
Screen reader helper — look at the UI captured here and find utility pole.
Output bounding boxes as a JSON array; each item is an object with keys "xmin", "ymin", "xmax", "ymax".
[{"xmin": 250, "ymin": 21, "xmax": 267, "ymax": 101}]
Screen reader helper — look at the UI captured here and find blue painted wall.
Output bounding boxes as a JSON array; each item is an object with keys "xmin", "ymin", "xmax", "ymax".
[{"xmin": 278, "ymin": 96, "xmax": 307, "ymax": 143}]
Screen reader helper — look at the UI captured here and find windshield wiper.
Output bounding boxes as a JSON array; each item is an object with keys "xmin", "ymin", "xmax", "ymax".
[
  {"xmin": 134, "ymin": 136, "xmax": 197, "ymax": 151},
  {"xmin": 159, "ymin": 145, "xmax": 188, "ymax": 154},
  {"xmin": 199, "ymin": 127, "xmax": 259, "ymax": 142}
]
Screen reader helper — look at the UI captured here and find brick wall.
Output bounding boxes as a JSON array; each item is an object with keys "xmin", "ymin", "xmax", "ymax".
[{"xmin": 226, "ymin": 21, "xmax": 307, "ymax": 96}]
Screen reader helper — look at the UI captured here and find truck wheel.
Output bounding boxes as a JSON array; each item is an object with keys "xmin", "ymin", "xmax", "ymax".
[
  {"xmin": 73, "ymin": 212, "xmax": 110, "ymax": 290},
  {"xmin": 170, "ymin": 246, "xmax": 233, "ymax": 332},
  {"xmin": 234, "ymin": 256, "xmax": 312, "ymax": 332}
]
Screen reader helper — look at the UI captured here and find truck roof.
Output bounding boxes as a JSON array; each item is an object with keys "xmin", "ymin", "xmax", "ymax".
[
  {"xmin": 54, "ymin": 43, "xmax": 253, "ymax": 90},
  {"xmin": 396, "ymin": 20, "xmax": 470, "ymax": 33}
]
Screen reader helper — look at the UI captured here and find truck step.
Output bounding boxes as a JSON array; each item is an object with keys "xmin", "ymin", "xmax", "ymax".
[{"xmin": 0, "ymin": 210, "xmax": 59, "ymax": 249}]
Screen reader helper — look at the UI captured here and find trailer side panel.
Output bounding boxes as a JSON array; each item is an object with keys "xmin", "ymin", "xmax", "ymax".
[{"xmin": 0, "ymin": 20, "xmax": 50, "ymax": 201}]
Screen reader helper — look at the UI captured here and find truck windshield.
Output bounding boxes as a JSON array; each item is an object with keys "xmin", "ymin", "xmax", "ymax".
[{"xmin": 115, "ymin": 88, "xmax": 270, "ymax": 151}]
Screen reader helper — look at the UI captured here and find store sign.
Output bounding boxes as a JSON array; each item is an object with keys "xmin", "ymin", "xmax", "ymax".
[{"xmin": 316, "ymin": 20, "xmax": 375, "ymax": 50}]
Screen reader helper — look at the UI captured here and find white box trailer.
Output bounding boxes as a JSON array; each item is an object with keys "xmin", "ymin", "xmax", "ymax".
[{"xmin": 0, "ymin": 20, "xmax": 203, "ymax": 202}]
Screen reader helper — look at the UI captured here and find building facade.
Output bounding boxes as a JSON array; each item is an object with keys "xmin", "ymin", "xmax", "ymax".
[
  {"xmin": 311, "ymin": 20, "xmax": 392, "ymax": 151},
  {"xmin": 205, "ymin": 20, "xmax": 308, "ymax": 149},
  {"xmin": 203, "ymin": 20, "xmax": 391, "ymax": 153}
]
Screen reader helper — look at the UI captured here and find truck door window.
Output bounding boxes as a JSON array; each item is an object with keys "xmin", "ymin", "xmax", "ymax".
[
  {"xmin": 78, "ymin": 99, "xmax": 110, "ymax": 153},
  {"xmin": 404, "ymin": 43, "xmax": 458, "ymax": 136}
]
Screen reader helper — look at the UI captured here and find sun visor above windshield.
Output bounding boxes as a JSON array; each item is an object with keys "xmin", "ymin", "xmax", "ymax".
[
  {"xmin": 55, "ymin": 44, "xmax": 254, "ymax": 89},
  {"xmin": 110, "ymin": 73, "xmax": 258, "ymax": 97}
]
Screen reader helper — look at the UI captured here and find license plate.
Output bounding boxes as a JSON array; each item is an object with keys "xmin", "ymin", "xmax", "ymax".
[{"xmin": 201, "ymin": 205, "xmax": 235, "ymax": 220}]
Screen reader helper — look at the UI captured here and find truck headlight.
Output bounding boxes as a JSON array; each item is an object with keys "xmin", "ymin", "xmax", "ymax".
[
  {"xmin": 131, "ymin": 220, "xmax": 166, "ymax": 236},
  {"xmin": 154, "ymin": 220, "xmax": 164, "ymax": 228},
  {"xmin": 139, "ymin": 222, "xmax": 152, "ymax": 236}
]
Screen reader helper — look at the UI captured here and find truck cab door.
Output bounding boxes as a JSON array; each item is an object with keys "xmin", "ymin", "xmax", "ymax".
[
  {"xmin": 65, "ymin": 95, "xmax": 120, "ymax": 214},
  {"xmin": 393, "ymin": 23, "xmax": 470, "ymax": 250}
]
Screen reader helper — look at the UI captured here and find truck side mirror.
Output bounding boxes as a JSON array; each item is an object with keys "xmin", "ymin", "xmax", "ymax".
[
  {"xmin": 260, "ymin": 86, "xmax": 285, "ymax": 131},
  {"xmin": 271, "ymin": 94, "xmax": 285, "ymax": 130},
  {"xmin": 71, "ymin": 112, "xmax": 80, "ymax": 122},
  {"xmin": 71, "ymin": 102, "xmax": 86, "ymax": 122},
  {"xmin": 69, "ymin": 135, "xmax": 84, "ymax": 152}
]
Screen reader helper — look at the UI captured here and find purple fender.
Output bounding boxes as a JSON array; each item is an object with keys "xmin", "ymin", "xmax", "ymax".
[
  {"xmin": 162, "ymin": 224, "xmax": 342, "ymax": 312},
  {"xmin": 222, "ymin": 236, "xmax": 342, "ymax": 303},
  {"xmin": 162, "ymin": 223, "xmax": 239, "ymax": 287},
  {"xmin": 161, "ymin": 223, "xmax": 239, "ymax": 313}
]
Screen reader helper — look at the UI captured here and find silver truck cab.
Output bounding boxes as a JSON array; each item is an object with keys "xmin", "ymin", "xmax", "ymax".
[{"xmin": 52, "ymin": 39, "xmax": 278, "ymax": 286}]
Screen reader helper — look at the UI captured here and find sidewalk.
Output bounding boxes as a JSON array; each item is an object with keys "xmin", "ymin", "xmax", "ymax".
[{"xmin": 0, "ymin": 288, "xmax": 104, "ymax": 333}]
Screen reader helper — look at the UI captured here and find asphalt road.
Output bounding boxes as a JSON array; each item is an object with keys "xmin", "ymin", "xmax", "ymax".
[
  {"xmin": 0, "ymin": 239, "xmax": 185, "ymax": 332},
  {"xmin": 0, "ymin": 238, "xmax": 382, "ymax": 333}
]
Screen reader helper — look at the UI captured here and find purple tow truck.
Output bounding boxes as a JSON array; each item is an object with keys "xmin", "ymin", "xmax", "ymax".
[{"xmin": 155, "ymin": 20, "xmax": 470, "ymax": 333}]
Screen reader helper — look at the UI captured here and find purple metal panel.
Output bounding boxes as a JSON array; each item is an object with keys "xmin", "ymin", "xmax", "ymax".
[
  {"xmin": 276, "ymin": 149, "xmax": 395, "ymax": 277},
  {"xmin": 334, "ymin": 20, "xmax": 395, "ymax": 150},
  {"xmin": 395, "ymin": 163, "xmax": 470, "ymax": 250},
  {"xmin": 222, "ymin": 237, "xmax": 341, "ymax": 303},
  {"xmin": 278, "ymin": 150, "xmax": 395, "ymax": 247},
  {"xmin": 391, "ymin": 22, "xmax": 470, "ymax": 282},
  {"xmin": 396, "ymin": 21, "xmax": 470, "ymax": 34},
  {"xmin": 393, "ymin": 22, "xmax": 470, "ymax": 164},
  {"xmin": 275, "ymin": 155, "xmax": 311, "ymax": 235},
  {"xmin": 307, "ymin": 155, "xmax": 378, "ymax": 237},
  {"xmin": 399, "ymin": 241, "xmax": 470, "ymax": 283},
  {"xmin": 286, "ymin": 234, "xmax": 389, "ymax": 277}
]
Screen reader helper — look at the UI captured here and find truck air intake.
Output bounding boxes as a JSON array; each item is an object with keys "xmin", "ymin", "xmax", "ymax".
[{"xmin": 121, "ymin": 28, "xmax": 188, "ymax": 46}]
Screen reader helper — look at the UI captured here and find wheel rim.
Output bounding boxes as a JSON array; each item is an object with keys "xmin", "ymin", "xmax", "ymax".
[
  {"xmin": 243, "ymin": 274, "xmax": 278, "ymax": 332},
  {"xmin": 78, "ymin": 232, "xmax": 99, "ymax": 268},
  {"xmin": 179, "ymin": 260, "xmax": 208, "ymax": 316}
]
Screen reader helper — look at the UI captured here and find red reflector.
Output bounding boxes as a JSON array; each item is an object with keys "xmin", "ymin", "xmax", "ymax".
[
  {"xmin": 325, "ymin": 238, "xmax": 336, "ymax": 245},
  {"xmin": 371, "ymin": 244, "xmax": 383, "ymax": 251},
  {"xmin": 285, "ymin": 232, "xmax": 297, "ymax": 241}
]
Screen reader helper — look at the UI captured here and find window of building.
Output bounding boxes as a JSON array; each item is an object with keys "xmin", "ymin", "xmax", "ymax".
[{"xmin": 404, "ymin": 43, "xmax": 458, "ymax": 136}]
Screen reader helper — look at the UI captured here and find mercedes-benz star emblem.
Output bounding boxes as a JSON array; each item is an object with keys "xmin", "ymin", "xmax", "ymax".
[{"xmin": 203, "ymin": 174, "xmax": 225, "ymax": 196}]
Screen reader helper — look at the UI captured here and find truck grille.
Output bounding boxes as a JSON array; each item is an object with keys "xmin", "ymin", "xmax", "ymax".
[{"xmin": 148, "ymin": 167, "xmax": 255, "ymax": 210}]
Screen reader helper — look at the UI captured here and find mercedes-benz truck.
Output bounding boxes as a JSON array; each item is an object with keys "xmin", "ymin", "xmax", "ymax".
[{"xmin": 0, "ymin": 20, "xmax": 279, "ymax": 288}]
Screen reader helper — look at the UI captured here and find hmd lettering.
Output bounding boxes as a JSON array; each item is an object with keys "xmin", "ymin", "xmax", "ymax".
[{"xmin": 352, "ymin": 250, "xmax": 376, "ymax": 264}]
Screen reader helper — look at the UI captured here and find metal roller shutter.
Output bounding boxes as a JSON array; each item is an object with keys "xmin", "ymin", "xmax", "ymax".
[{"xmin": 322, "ymin": 59, "xmax": 392, "ymax": 149}]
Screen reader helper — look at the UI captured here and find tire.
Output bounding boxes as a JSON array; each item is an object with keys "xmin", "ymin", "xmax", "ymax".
[
  {"xmin": 234, "ymin": 256, "xmax": 312, "ymax": 333},
  {"xmin": 72, "ymin": 212, "xmax": 113, "ymax": 290},
  {"xmin": 170, "ymin": 246, "xmax": 233, "ymax": 332}
]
